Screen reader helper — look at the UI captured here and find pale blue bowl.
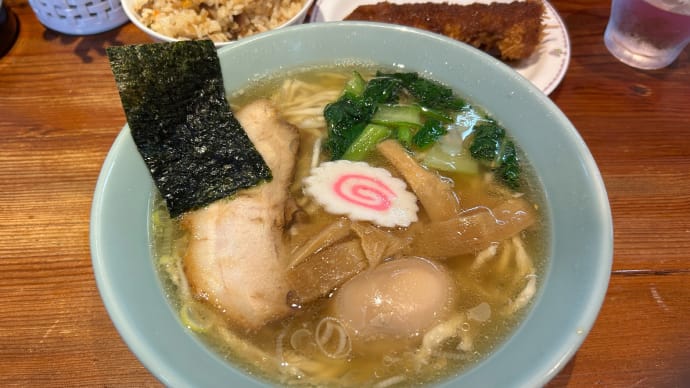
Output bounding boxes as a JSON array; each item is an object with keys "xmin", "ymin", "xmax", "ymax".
[{"xmin": 91, "ymin": 22, "xmax": 613, "ymax": 388}]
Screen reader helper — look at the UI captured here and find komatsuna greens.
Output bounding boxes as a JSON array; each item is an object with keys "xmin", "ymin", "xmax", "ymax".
[{"xmin": 323, "ymin": 71, "xmax": 522, "ymax": 189}]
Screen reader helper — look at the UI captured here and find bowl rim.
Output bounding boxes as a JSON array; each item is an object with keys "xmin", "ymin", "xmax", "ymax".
[{"xmin": 91, "ymin": 21, "xmax": 613, "ymax": 388}]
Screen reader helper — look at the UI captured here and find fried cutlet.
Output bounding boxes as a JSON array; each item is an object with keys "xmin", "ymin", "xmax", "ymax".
[{"xmin": 344, "ymin": 1, "xmax": 545, "ymax": 61}]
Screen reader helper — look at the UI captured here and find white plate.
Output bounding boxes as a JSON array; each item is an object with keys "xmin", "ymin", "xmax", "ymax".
[{"xmin": 310, "ymin": 0, "xmax": 571, "ymax": 95}]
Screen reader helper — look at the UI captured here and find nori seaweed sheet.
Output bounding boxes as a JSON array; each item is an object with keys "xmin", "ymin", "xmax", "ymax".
[{"xmin": 106, "ymin": 40, "xmax": 272, "ymax": 218}]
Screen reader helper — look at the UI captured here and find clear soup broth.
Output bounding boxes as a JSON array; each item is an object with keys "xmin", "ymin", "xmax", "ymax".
[{"xmin": 151, "ymin": 65, "xmax": 549, "ymax": 387}]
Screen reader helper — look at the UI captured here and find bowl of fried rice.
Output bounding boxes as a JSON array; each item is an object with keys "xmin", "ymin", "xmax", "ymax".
[{"xmin": 122, "ymin": 0, "xmax": 314, "ymax": 46}]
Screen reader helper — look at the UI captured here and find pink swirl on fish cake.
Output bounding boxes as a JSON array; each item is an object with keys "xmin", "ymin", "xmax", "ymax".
[{"xmin": 333, "ymin": 174, "xmax": 395, "ymax": 212}]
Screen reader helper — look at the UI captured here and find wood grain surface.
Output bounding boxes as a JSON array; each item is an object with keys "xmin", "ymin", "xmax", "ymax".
[{"xmin": 1, "ymin": 0, "xmax": 689, "ymax": 386}]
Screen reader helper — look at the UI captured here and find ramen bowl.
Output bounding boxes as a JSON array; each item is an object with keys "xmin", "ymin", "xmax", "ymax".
[
  {"xmin": 120, "ymin": 0, "xmax": 314, "ymax": 47},
  {"xmin": 91, "ymin": 22, "xmax": 612, "ymax": 387}
]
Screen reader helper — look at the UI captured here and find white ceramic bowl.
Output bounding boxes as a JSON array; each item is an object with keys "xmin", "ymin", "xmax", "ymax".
[
  {"xmin": 121, "ymin": 0, "xmax": 314, "ymax": 47},
  {"xmin": 92, "ymin": 22, "xmax": 613, "ymax": 387}
]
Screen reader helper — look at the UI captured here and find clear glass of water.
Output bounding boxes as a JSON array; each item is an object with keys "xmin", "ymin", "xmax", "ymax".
[{"xmin": 604, "ymin": 0, "xmax": 690, "ymax": 69}]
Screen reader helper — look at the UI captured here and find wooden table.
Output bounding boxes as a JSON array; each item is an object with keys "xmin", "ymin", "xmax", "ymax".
[{"xmin": 1, "ymin": 0, "xmax": 688, "ymax": 386}]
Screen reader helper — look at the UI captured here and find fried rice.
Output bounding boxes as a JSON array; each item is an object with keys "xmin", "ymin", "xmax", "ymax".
[{"xmin": 132, "ymin": 0, "xmax": 307, "ymax": 43}]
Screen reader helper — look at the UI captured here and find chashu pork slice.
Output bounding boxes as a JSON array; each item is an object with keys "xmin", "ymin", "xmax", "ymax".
[{"xmin": 182, "ymin": 99, "xmax": 299, "ymax": 330}]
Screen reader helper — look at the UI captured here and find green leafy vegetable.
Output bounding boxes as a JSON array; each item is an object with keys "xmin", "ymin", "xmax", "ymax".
[
  {"xmin": 419, "ymin": 105, "xmax": 454, "ymax": 123},
  {"xmin": 323, "ymin": 71, "xmax": 466, "ymax": 160},
  {"xmin": 496, "ymin": 140, "xmax": 521, "ymax": 189},
  {"xmin": 323, "ymin": 70, "xmax": 522, "ymax": 190},
  {"xmin": 323, "ymin": 95, "xmax": 374, "ymax": 159},
  {"xmin": 377, "ymin": 71, "xmax": 465, "ymax": 111},
  {"xmin": 343, "ymin": 71, "xmax": 367, "ymax": 97},
  {"xmin": 412, "ymin": 118, "xmax": 447, "ymax": 149},
  {"xmin": 371, "ymin": 104, "xmax": 423, "ymax": 127},
  {"xmin": 342, "ymin": 124, "xmax": 392, "ymax": 161},
  {"xmin": 422, "ymin": 146, "xmax": 479, "ymax": 175},
  {"xmin": 361, "ymin": 76, "xmax": 404, "ymax": 104},
  {"xmin": 395, "ymin": 125, "xmax": 414, "ymax": 148},
  {"xmin": 107, "ymin": 40, "xmax": 272, "ymax": 217},
  {"xmin": 469, "ymin": 121, "xmax": 506, "ymax": 163},
  {"xmin": 469, "ymin": 120, "xmax": 521, "ymax": 189}
]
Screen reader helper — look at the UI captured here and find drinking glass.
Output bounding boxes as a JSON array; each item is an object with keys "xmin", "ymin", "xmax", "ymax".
[{"xmin": 604, "ymin": 0, "xmax": 690, "ymax": 69}]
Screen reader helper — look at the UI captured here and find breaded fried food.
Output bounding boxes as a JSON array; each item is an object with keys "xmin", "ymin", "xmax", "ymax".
[{"xmin": 345, "ymin": 1, "xmax": 545, "ymax": 61}]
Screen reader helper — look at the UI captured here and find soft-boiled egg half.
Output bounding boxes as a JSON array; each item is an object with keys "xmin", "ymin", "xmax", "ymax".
[{"xmin": 333, "ymin": 256, "xmax": 456, "ymax": 347}]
